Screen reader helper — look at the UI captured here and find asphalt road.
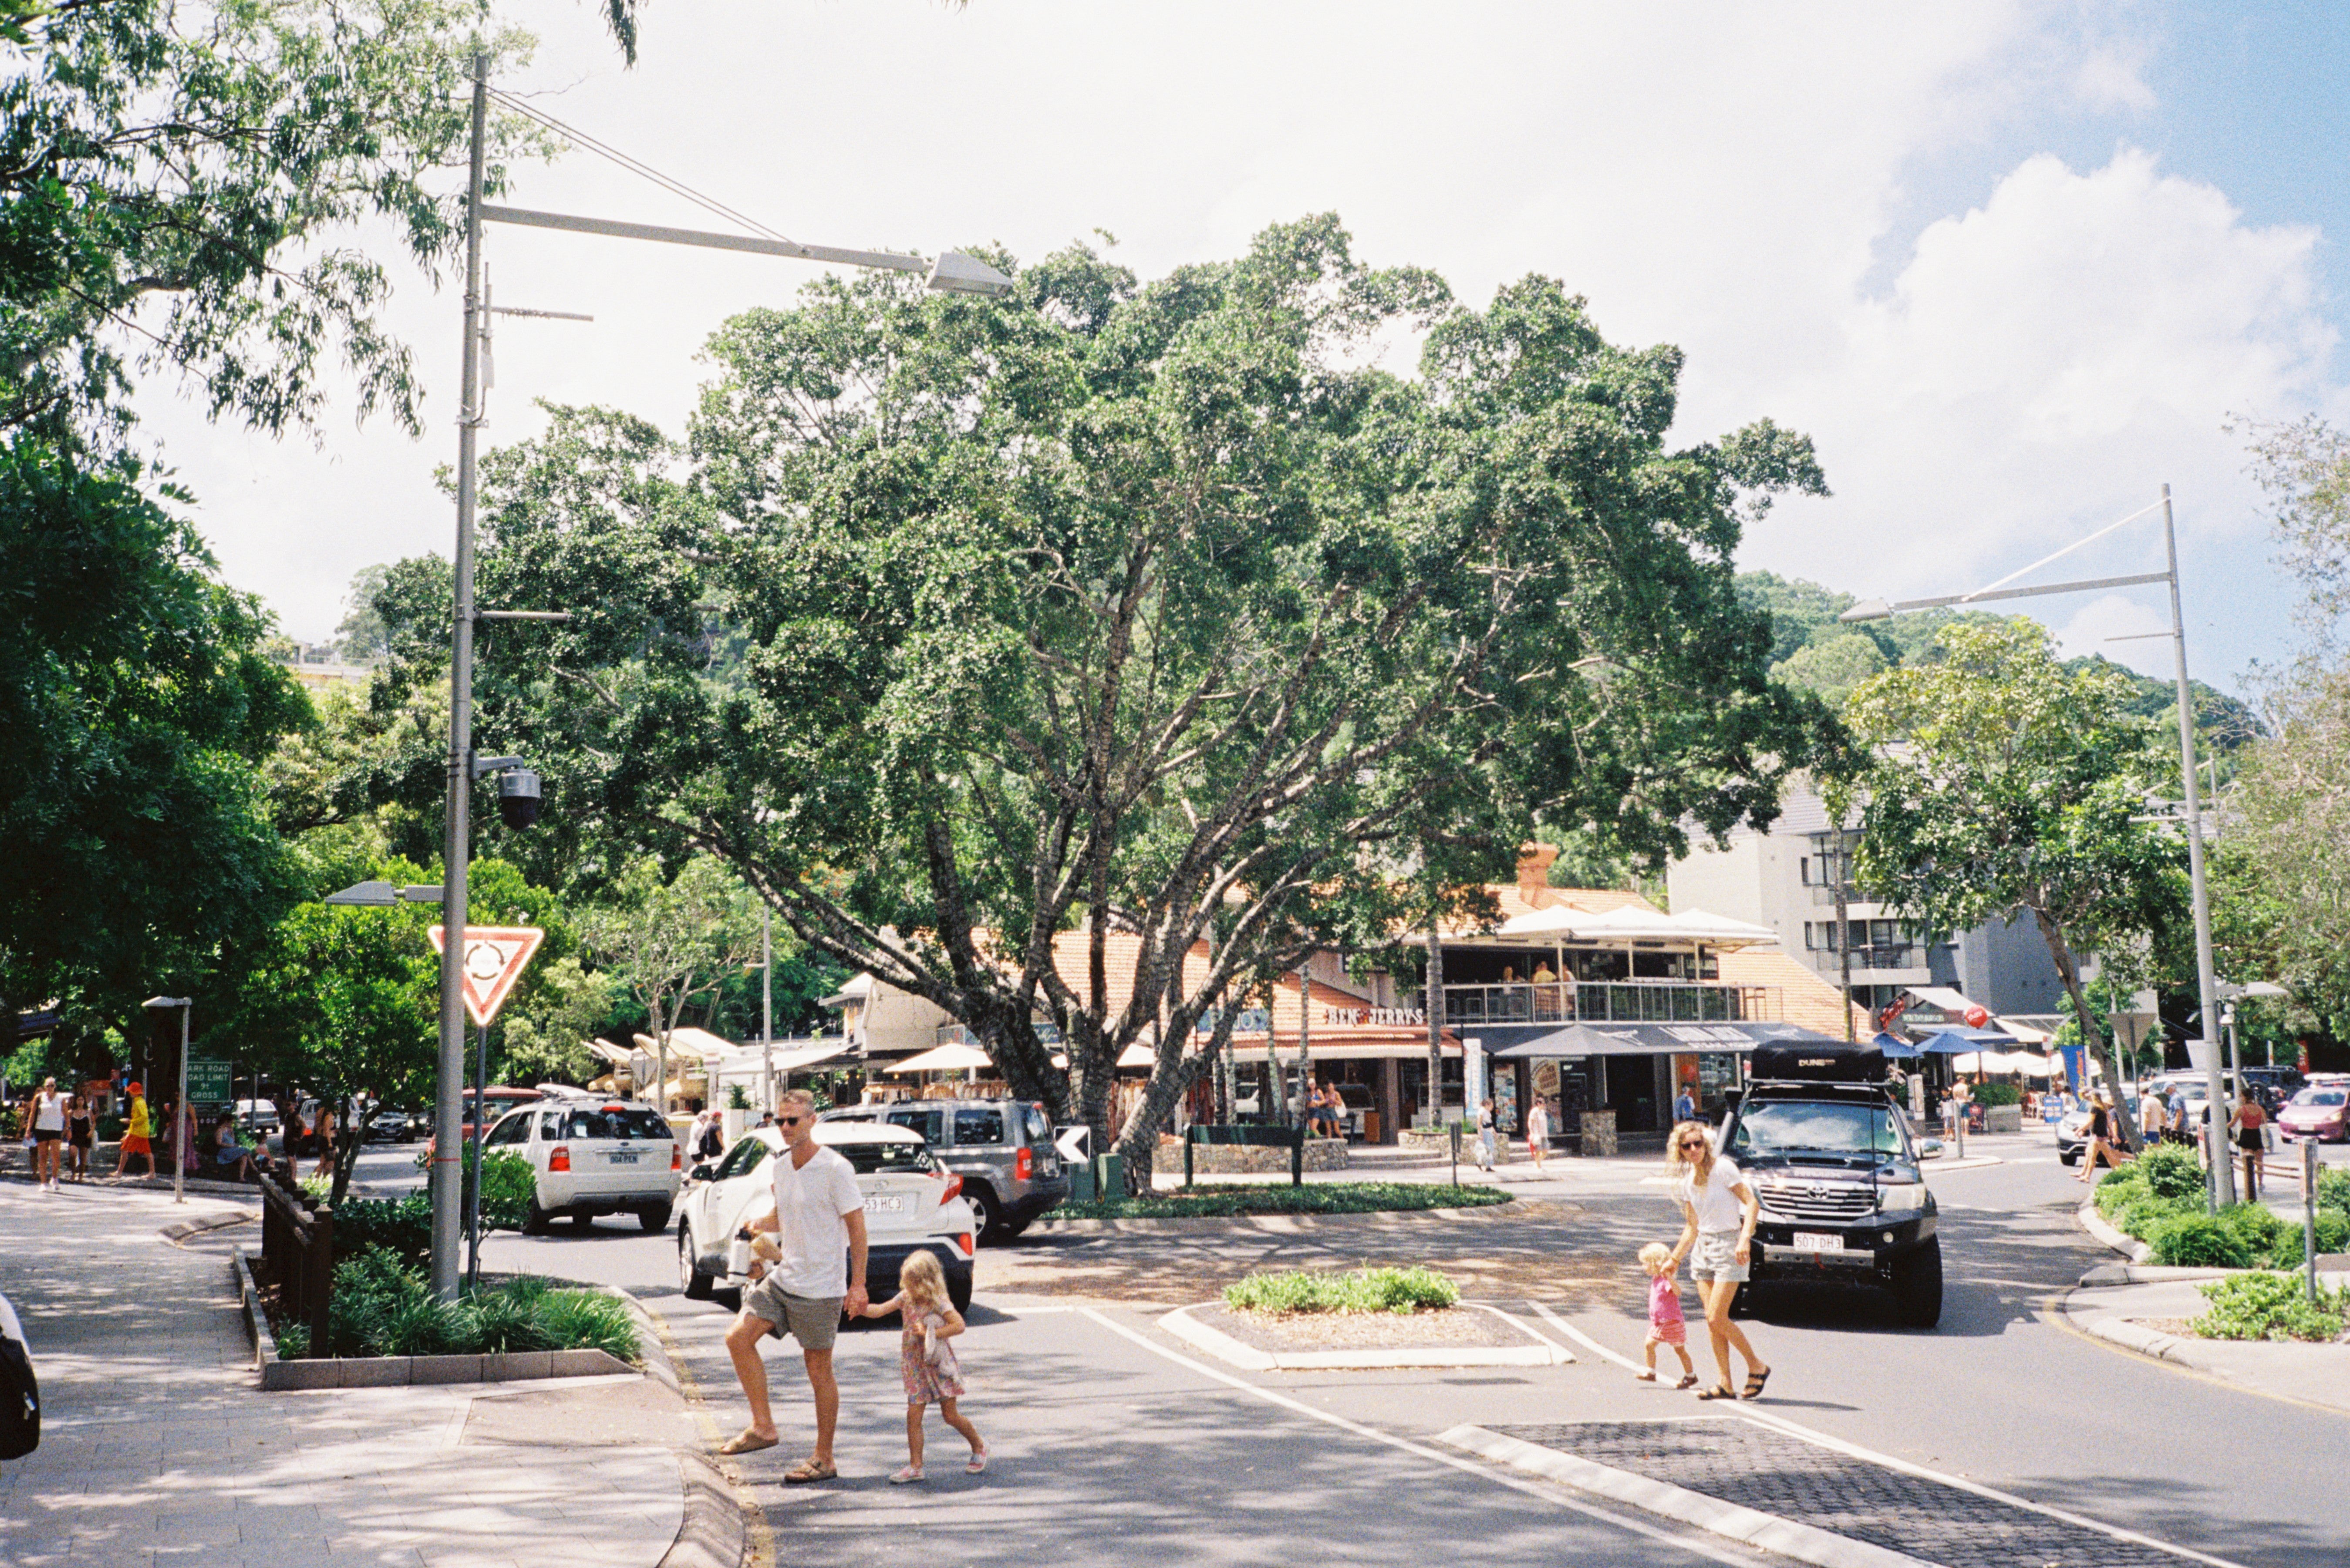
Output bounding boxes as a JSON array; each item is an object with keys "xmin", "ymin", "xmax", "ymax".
[{"xmin": 457, "ymin": 1134, "xmax": 2348, "ymax": 1568}]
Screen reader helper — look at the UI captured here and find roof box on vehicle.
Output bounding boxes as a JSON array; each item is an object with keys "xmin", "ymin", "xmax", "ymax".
[{"xmin": 1750, "ymin": 1040, "xmax": 1891, "ymax": 1084}]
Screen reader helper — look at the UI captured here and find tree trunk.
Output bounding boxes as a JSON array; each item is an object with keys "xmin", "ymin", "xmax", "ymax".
[{"xmin": 2030, "ymin": 908, "xmax": 2141, "ymax": 1149}]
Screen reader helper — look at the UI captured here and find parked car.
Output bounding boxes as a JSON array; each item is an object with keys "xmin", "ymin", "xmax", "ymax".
[
  {"xmin": 1719, "ymin": 1040, "xmax": 1942, "ymax": 1327},
  {"xmin": 233, "ymin": 1099, "xmax": 280, "ymax": 1138},
  {"xmin": 479, "ymin": 1092, "xmax": 681, "ymax": 1233},
  {"xmin": 674, "ymin": 1121, "xmax": 975, "ymax": 1312},
  {"xmin": 0, "ymin": 1290, "xmax": 36, "ymax": 1460},
  {"xmin": 821, "ymin": 1099, "xmax": 1069, "ymax": 1241},
  {"xmin": 424, "ymin": 1086, "xmax": 545, "ymax": 1160},
  {"xmin": 365, "ymin": 1107, "xmax": 418, "ymax": 1144},
  {"xmin": 2277, "ymin": 1084, "xmax": 2350, "ymax": 1144}
]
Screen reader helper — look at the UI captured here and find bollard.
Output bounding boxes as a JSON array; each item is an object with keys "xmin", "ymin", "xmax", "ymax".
[
  {"xmin": 1450, "ymin": 1119, "xmax": 1461, "ymax": 1187},
  {"xmin": 2304, "ymin": 1138, "xmax": 2320, "ymax": 1306}
]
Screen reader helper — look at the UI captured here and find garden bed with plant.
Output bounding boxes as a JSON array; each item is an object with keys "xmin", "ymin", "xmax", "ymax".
[
  {"xmin": 2181, "ymin": 1271, "xmax": 2350, "ymax": 1344},
  {"xmin": 1052, "ymin": 1181, "xmax": 1512, "ymax": 1221},
  {"xmin": 262, "ymin": 1248, "xmax": 639, "ymax": 1363},
  {"xmin": 2092, "ymin": 1144, "xmax": 2350, "ymax": 1270},
  {"xmin": 1193, "ymin": 1265, "xmax": 1518, "ymax": 1352}
]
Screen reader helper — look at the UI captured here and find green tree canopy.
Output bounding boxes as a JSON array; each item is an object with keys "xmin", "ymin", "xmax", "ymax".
[
  {"xmin": 458, "ymin": 217, "xmax": 1837, "ymax": 1166},
  {"xmin": 1831, "ymin": 619, "xmax": 2189, "ymax": 1138}
]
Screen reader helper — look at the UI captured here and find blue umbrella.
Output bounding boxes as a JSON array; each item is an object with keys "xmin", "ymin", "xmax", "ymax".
[
  {"xmin": 1916, "ymin": 1030, "xmax": 1981, "ymax": 1055},
  {"xmin": 1874, "ymin": 1031, "xmax": 1923, "ymax": 1060}
]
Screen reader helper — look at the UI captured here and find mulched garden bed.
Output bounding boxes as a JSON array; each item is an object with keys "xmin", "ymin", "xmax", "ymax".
[{"xmin": 1190, "ymin": 1302, "xmax": 1526, "ymax": 1353}]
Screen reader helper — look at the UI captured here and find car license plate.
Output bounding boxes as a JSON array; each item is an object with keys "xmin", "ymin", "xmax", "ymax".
[
  {"xmin": 607, "ymin": 1151, "xmax": 637, "ymax": 1164},
  {"xmin": 1792, "ymin": 1232, "xmax": 1844, "ymax": 1253},
  {"xmin": 864, "ymin": 1195, "xmax": 907, "ymax": 1214}
]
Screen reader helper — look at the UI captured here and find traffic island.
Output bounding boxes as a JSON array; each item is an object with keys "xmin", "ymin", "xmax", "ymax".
[{"xmin": 1157, "ymin": 1264, "xmax": 1571, "ymax": 1369}]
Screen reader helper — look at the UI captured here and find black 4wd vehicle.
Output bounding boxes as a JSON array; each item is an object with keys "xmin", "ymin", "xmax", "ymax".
[{"xmin": 1720, "ymin": 1042, "xmax": 1942, "ymax": 1328}]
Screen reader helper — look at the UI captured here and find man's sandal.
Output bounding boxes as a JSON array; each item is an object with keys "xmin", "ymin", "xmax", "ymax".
[
  {"xmin": 1742, "ymin": 1366, "xmax": 1772, "ymax": 1400},
  {"xmin": 783, "ymin": 1457, "xmax": 838, "ymax": 1484},
  {"xmin": 718, "ymin": 1431, "xmax": 778, "ymax": 1456},
  {"xmin": 1694, "ymin": 1384, "xmax": 1738, "ymax": 1400}
]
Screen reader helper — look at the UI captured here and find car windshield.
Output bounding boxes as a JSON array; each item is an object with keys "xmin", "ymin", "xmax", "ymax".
[
  {"xmin": 550, "ymin": 1108, "xmax": 671, "ymax": 1141},
  {"xmin": 833, "ymin": 1140, "xmax": 937, "ymax": 1175},
  {"xmin": 2294, "ymin": 1089, "xmax": 2347, "ymax": 1107},
  {"xmin": 1730, "ymin": 1100, "xmax": 1905, "ymax": 1157}
]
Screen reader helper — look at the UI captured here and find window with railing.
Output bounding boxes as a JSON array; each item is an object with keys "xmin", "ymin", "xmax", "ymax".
[{"xmin": 1420, "ymin": 981, "xmax": 1771, "ymax": 1026}]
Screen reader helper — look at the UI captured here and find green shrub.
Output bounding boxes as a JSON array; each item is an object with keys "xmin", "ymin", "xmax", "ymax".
[
  {"xmin": 454, "ymin": 1288, "xmax": 556, "ymax": 1354},
  {"xmin": 2148, "ymin": 1212, "xmax": 2255, "ymax": 1269},
  {"xmin": 2318, "ymin": 1166, "xmax": 2350, "ymax": 1218},
  {"xmin": 2191, "ymin": 1271, "xmax": 2350, "ymax": 1342},
  {"xmin": 477, "ymin": 1151, "xmax": 536, "ymax": 1232},
  {"xmin": 302, "ymin": 1249, "xmax": 641, "ymax": 1362},
  {"xmin": 2218, "ymin": 1201, "xmax": 2289, "ymax": 1256},
  {"xmin": 332, "ymin": 1193, "xmax": 434, "ymax": 1266},
  {"xmin": 2139, "ymin": 1143, "xmax": 2207, "ymax": 1203},
  {"xmin": 1224, "ymin": 1265, "xmax": 1460, "ymax": 1316},
  {"xmin": 1059, "ymin": 1181, "xmax": 1511, "ymax": 1221},
  {"xmin": 1970, "ymin": 1082, "xmax": 2022, "ymax": 1107},
  {"xmin": 2256, "ymin": 1208, "xmax": 2350, "ymax": 1269},
  {"xmin": 529, "ymin": 1289, "xmax": 641, "ymax": 1360}
]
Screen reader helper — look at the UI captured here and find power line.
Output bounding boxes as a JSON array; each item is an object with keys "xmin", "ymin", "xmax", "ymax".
[{"xmin": 485, "ymin": 87, "xmax": 796, "ymax": 247}]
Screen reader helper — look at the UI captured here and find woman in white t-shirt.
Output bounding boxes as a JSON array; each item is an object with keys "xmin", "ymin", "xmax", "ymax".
[{"xmin": 1664, "ymin": 1120, "xmax": 1770, "ymax": 1402}]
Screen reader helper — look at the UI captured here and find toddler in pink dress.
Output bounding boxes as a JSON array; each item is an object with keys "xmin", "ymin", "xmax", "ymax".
[
  {"xmin": 1635, "ymin": 1242, "xmax": 1699, "ymax": 1389},
  {"xmin": 859, "ymin": 1251, "xmax": 988, "ymax": 1483}
]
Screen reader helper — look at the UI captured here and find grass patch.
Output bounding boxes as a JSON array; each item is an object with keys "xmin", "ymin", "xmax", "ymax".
[
  {"xmin": 1224, "ymin": 1265, "xmax": 1460, "ymax": 1315},
  {"xmin": 2190, "ymin": 1271, "xmax": 2350, "ymax": 1343},
  {"xmin": 1055, "ymin": 1181, "xmax": 1512, "ymax": 1221},
  {"xmin": 278, "ymin": 1246, "xmax": 642, "ymax": 1361}
]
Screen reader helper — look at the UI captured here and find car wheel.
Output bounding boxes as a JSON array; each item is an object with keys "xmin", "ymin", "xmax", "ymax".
[
  {"xmin": 637, "ymin": 1206, "xmax": 667, "ymax": 1233},
  {"xmin": 1891, "ymin": 1238, "xmax": 1943, "ymax": 1329},
  {"xmin": 947, "ymin": 1270, "xmax": 972, "ymax": 1315},
  {"xmin": 678, "ymin": 1224, "xmax": 715, "ymax": 1300},
  {"xmin": 522, "ymin": 1198, "xmax": 552, "ymax": 1236},
  {"xmin": 570, "ymin": 1211, "xmax": 596, "ymax": 1231},
  {"xmin": 2058, "ymin": 1147, "xmax": 2080, "ymax": 1166},
  {"xmin": 1727, "ymin": 1282, "xmax": 1752, "ymax": 1319},
  {"xmin": 998, "ymin": 1217, "xmax": 1031, "ymax": 1241},
  {"xmin": 963, "ymin": 1184, "xmax": 999, "ymax": 1241}
]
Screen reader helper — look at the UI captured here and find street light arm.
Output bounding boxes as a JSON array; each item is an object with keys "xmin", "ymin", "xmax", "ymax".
[
  {"xmin": 1836, "ymin": 570, "xmax": 2173, "ymax": 623},
  {"xmin": 477, "ymin": 204, "xmax": 1014, "ymax": 296}
]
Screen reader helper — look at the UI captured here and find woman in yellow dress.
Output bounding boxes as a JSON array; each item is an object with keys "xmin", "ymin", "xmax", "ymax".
[{"xmin": 118, "ymin": 1082, "xmax": 154, "ymax": 1178}]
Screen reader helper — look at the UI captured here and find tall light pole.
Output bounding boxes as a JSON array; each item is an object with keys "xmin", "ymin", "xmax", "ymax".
[
  {"xmin": 1841, "ymin": 485, "xmax": 2231, "ymax": 1206},
  {"xmin": 420, "ymin": 59, "xmax": 1012, "ymax": 1297}
]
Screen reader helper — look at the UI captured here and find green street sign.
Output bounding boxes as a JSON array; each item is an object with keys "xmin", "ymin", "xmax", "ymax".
[{"xmin": 186, "ymin": 1058, "xmax": 233, "ymax": 1106}]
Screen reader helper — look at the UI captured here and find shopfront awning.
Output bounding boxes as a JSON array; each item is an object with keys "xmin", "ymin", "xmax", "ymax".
[{"xmin": 1487, "ymin": 1021, "xmax": 1839, "ymax": 1058}]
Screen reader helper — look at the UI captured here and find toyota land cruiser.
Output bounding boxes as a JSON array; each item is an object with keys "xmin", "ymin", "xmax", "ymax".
[{"xmin": 1719, "ymin": 1041, "xmax": 1942, "ymax": 1327}]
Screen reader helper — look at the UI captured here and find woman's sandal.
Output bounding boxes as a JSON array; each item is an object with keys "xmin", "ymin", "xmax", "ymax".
[
  {"xmin": 888, "ymin": 1465, "xmax": 925, "ymax": 1485},
  {"xmin": 966, "ymin": 1450, "xmax": 988, "ymax": 1474},
  {"xmin": 1633, "ymin": 1369, "xmax": 1657, "ymax": 1382},
  {"xmin": 1742, "ymin": 1366, "xmax": 1772, "ymax": 1400},
  {"xmin": 1675, "ymin": 1374, "xmax": 1699, "ymax": 1390},
  {"xmin": 1694, "ymin": 1384, "xmax": 1737, "ymax": 1400},
  {"xmin": 783, "ymin": 1457, "xmax": 839, "ymax": 1484}
]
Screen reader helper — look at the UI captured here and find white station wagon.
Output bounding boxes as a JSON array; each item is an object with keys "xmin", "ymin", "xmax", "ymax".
[
  {"xmin": 480, "ymin": 1092, "xmax": 682, "ymax": 1233},
  {"xmin": 674, "ymin": 1121, "xmax": 976, "ymax": 1312}
]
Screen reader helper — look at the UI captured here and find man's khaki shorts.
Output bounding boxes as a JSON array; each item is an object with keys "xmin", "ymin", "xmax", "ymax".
[{"xmin": 742, "ymin": 1274, "xmax": 843, "ymax": 1351}]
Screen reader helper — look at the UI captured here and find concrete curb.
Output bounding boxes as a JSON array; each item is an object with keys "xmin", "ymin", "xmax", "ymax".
[
  {"xmin": 606, "ymin": 1283, "xmax": 757, "ymax": 1568},
  {"xmin": 1158, "ymin": 1302, "xmax": 1571, "ymax": 1370},
  {"xmin": 1438, "ymin": 1423, "xmax": 1934, "ymax": 1568},
  {"xmin": 231, "ymin": 1248, "xmax": 639, "ymax": 1391},
  {"xmin": 2077, "ymin": 1198, "xmax": 2153, "ymax": 1262}
]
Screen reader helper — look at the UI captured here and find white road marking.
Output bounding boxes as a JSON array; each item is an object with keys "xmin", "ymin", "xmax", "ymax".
[
  {"xmin": 1531, "ymin": 1302, "xmax": 1650, "ymax": 1373},
  {"xmin": 1077, "ymin": 1307, "xmax": 1766, "ymax": 1567},
  {"xmin": 1732, "ymin": 1406, "xmax": 2248, "ymax": 1568}
]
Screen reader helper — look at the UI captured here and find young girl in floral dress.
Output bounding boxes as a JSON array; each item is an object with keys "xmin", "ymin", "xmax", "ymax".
[{"xmin": 859, "ymin": 1251, "xmax": 986, "ymax": 1484}]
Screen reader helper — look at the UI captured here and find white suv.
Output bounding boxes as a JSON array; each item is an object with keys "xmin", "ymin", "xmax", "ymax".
[
  {"xmin": 480, "ymin": 1094, "xmax": 682, "ymax": 1233},
  {"xmin": 674, "ymin": 1122, "xmax": 975, "ymax": 1312}
]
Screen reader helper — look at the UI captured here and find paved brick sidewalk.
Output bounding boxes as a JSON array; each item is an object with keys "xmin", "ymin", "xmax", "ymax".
[{"xmin": 0, "ymin": 1181, "xmax": 701, "ymax": 1568}]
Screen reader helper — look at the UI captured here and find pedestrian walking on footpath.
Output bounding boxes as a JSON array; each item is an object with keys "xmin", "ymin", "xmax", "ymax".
[
  {"xmin": 2231, "ymin": 1096, "xmax": 2266, "ymax": 1201},
  {"xmin": 1525, "ymin": 1098, "xmax": 1550, "ymax": 1174},
  {"xmin": 2077, "ymin": 1092, "xmax": 2132, "ymax": 1183},
  {"xmin": 860, "ymin": 1251, "xmax": 986, "ymax": 1484},
  {"xmin": 65, "ymin": 1095, "xmax": 93, "ymax": 1182},
  {"xmin": 118, "ymin": 1083, "xmax": 154, "ymax": 1178},
  {"xmin": 1665, "ymin": 1119, "xmax": 1770, "ymax": 1402},
  {"xmin": 2140, "ymin": 1090, "xmax": 2169, "ymax": 1144},
  {"xmin": 1634, "ymin": 1242, "xmax": 1698, "ymax": 1389},
  {"xmin": 311, "ymin": 1101, "xmax": 337, "ymax": 1183},
  {"xmin": 1474, "ymin": 1097, "xmax": 1498, "ymax": 1171},
  {"xmin": 719, "ymin": 1088, "xmax": 869, "ymax": 1481},
  {"xmin": 29, "ymin": 1079, "xmax": 66, "ymax": 1190}
]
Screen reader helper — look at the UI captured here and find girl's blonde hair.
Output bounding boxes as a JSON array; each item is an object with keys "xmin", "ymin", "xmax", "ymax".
[
  {"xmin": 1664, "ymin": 1119, "xmax": 1715, "ymax": 1185},
  {"xmin": 1638, "ymin": 1242, "xmax": 1672, "ymax": 1271},
  {"xmin": 899, "ymin": 1250, "xmax": 950, "ymax": 1310}
]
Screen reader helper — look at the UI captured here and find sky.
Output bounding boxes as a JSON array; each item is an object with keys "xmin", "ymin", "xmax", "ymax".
[{"xmin": 137, "ymin": 0, "xmax": 2350, "ymax": 696}]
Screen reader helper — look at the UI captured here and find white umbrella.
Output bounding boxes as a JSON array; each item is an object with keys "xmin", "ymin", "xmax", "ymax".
[{"xmin": 884, "ymin": 1042, "xmax": 995, "ymax": 1075}]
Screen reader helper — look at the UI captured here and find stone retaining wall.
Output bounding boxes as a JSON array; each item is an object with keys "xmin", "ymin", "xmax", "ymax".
[{"xmin": 1159, "ymin": 1136, "xmax": 1350, "ymax": 1174}]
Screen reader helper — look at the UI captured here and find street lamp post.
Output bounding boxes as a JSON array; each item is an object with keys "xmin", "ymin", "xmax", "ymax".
[
  {"xmin": 418, "ymin": 58, "xmax": 1012, "ymax": 1297},
  {"xmin": 1841, "ymin": 485, "xmax": 2233, "ymax": 1207}
]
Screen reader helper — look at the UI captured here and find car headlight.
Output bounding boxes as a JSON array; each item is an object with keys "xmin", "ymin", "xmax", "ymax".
[{"xmin": 1876, "ymin": 1180, "xmax": 1926, "ymax": 1214}]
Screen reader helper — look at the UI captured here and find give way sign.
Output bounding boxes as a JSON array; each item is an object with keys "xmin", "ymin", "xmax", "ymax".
[{"xmin": 427, "ymin": 925, "xmax": 547, "ymax": 1028}]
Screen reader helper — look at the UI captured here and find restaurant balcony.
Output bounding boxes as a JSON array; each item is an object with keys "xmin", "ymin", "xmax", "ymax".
[{"xmin": 1422, "ymin": 981, "xmax": 1775, "ymax": 1028}]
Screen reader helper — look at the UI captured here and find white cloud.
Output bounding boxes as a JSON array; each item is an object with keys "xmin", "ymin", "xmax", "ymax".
[
  {"xmin": 125, "ymin": 0, "xmax": 2337, "ymax": 698},
  {"xmin": 2053, "ymin": 593, "xmax": 2172, "ymax": 677},
  {"xmin": 2075, "ymin": 45, "xmax": 2157, "ymax": 113}
]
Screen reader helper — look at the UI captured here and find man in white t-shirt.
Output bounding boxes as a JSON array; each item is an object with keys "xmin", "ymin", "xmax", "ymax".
[{"xmin": 720, "ymin": 1089, "xmax": 868, "ymax": 1479}]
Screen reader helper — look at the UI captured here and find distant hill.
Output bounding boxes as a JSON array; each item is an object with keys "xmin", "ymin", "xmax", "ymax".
[{"xmin": 1737, "ymin": 570, "xmax": 2260, "ymax": 746}]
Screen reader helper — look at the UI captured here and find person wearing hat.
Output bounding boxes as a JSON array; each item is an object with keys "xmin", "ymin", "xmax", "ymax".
[{"xmin": 118, "ymin": 1083, "xmax": 154, "ymax": 1178}]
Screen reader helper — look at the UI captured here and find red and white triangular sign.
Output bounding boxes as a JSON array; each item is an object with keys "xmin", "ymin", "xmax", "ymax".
[{"xmin": 428, "ymin": 925, "xmax": 547, "ymax": 1028}]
